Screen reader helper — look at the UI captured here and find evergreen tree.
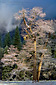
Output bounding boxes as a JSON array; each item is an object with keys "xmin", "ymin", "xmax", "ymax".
[
  {"xmin": 13, "ymin": 26, "xmax": 22, "ymax": 50},
  {"xmin": 4, "ymin": 32, "xmax": 11, "ymax": 47}
]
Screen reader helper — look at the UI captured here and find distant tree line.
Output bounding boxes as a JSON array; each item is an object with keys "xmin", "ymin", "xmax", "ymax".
[{"xmin": 0, "ymin": 26, "xmax": 22, "ymax": 51}]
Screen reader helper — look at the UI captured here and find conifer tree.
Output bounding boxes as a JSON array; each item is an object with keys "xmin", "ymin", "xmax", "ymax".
[
  {"xmin": 13, "ymin": 26, "xmax": 21, "ymax": 50},
  {"xmin": 4, "ymin": 32, "xmax": 11, "ymax": 47}
]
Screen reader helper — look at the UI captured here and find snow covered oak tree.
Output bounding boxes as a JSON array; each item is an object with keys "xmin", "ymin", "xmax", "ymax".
[{"xmin": 14, "ymin": 7, "xmax": 54, "ymax": 82}]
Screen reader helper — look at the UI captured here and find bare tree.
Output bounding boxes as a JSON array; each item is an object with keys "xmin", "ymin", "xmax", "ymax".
[{"xmin": 14, "ymin": 7, "xmax": 54, "ymax": 82}]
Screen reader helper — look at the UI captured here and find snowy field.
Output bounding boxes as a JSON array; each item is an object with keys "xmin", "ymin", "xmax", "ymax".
[{"xmin": 0, "ymin": 81, "xmax": 56, "ymax": 85}]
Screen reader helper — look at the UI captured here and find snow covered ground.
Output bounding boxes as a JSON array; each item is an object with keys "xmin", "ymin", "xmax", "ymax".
[{"xmin": 0, "ymin": 81, "xmax": 56, "ymax": 85}]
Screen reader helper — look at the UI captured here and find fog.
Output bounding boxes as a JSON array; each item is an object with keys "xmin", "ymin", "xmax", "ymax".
[{"xmin": 0, "ymin": 0, "xmax": 56, "ymax": 33}]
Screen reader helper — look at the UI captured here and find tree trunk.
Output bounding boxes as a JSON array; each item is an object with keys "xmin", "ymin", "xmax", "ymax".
[
  {"xmin": 33, "ymin": 39, "xmax": 37, "ymax": 81},
  {"xmin": 37, "ymin": 53, "xmax": 44, "ymax": 82}
]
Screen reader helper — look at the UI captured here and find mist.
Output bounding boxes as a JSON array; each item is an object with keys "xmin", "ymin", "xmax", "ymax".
[
  {"xmin": 0, "ymin": 3, "xmax": 15, "ymax": 33},
  {"xmin": 0, "ymin": 0, "xmax": 56, "ymax": 33}
]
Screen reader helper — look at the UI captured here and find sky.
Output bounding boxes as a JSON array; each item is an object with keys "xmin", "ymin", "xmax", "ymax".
[{"xmin": 0, "ymin": 0, "xmax": 56, "ymax": 32}]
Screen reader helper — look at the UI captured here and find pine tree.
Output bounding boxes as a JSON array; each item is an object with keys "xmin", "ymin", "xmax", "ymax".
[
  {"xmin": 13, "ymin": 26, "xmax": 21, "ymax": 50},
  {"xmin": 4, "ymin": 32, "xmax": 11, "ymax": 47}
]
